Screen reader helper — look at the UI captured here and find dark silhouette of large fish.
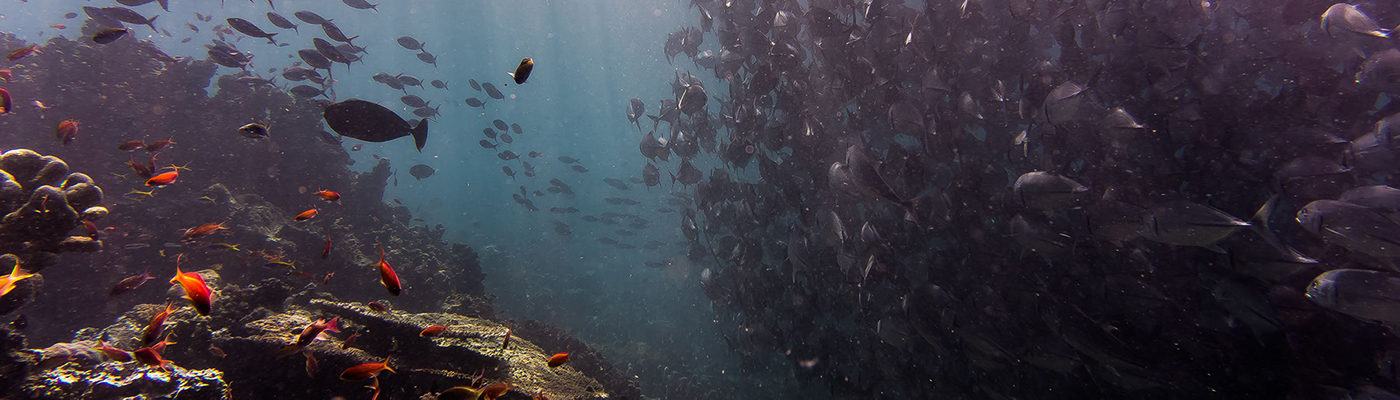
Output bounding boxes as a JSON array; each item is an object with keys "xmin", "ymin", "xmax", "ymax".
[{"xmin": 323, "ymin": 100, "xmax": 428, "ymax": 152}]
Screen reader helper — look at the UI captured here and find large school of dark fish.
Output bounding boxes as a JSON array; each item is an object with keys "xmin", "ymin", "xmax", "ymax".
[{"xmin": 10, "ymin": 0, "xmax": 1400, "ymax": 398}]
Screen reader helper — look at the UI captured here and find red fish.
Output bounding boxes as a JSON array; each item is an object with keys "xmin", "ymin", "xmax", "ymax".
[
  {"xmin": 438, "ymin": 384, "xmax": 511, "ymax": 400},
  {"xmin": 376, "ymin": 243, "xmax": 401, "ymax": 296},
  {"xmin": 170, "ymin": 257, "xmax": 214, "ymax": 316},
  {"xmin": 127, "ymin": 157, "xmax": 155, "ymax": 178},
  {"xmin": 49, "ymin": 24, "xmax": 66, "ymax": 29},
  {"xmin": 502, "ymin": 329, "xmax": 511, "ymax": 349},
  {"xmin": 55, "ymin": 120, "xmax": 78, "ymax": 145},
  {"xmin": 419, "ymin": 325, "xmax": 446, "ymax": 337},
  {"xmin": 181, "ymin": 222, "xmax": 226, "ymax": 241},
  {"xmin": 145, "ymin": 139, "xmax": 176, "ymax": 152},
  {"xmin": 118, "ymin": 140, "xmax": 145, "ymax": 151},
  {"xmin": 0, "ymin": 69, "xmax": 11, "ymax": 82},
  {"xmin": 209, "ymin": 346, "xmax": 227, "ymax": 358},
  {"xmin": 108, "ymin": 270, "xmax": 154, "ymax": 298},
  {"xmin": 322, "ymin": 236, "xmax": 332, "ymax": 259},
  {"xmin": 133, "ymin": 334, "xmax": 176, "ymax": 372},
  {"xmin": 82, "ymin": 220, "xmax": 98, "ymax": 238},
  {"xmin": 339, "ymin": 355, "xmax": 394, "ymax": 381},
  {"xmin": 304, "ymin": 350, "xmax": 319, "ymax": 377},
  {"xmin": 140, "ymin": 302, "xmax": 173, "ymax": 346},
  {"xmin": 277, "ymin": 316, "xmax": 340, "ymax": 357},
  {"xmin": 547, "ymin": 353, "xmax": 569, "ymax": 368},
  {"xmin": 341, "ymin": 332, "xmax": 360, "ymax": 349},
  {"xmin": 93, "ymin": 341, "xmax": 132, "ymax": 362},
  {"xmin": 0, "ymin": 88, "xmax": 11, "ymax": 114},
  {"xmin": 323, "ymin": 272, "xmax": 334, "ymax": 284},
  {"xmin": 367, "ymin": 301, "xmax": 389, "ymax": 312},
  {"xmin": 7, "ymin": 45, "xmax": 39, "ymax": 62},
  {"xmin": 145, "ymin": 169, "xmax": 178, "ymax": 187},
  {"xmin": 314, "ymin": 189, "xmax": 340, "ymax": 202},
  {"xmin": 294, "ymin": 209, "xmax": 318, "ymax": 221}
]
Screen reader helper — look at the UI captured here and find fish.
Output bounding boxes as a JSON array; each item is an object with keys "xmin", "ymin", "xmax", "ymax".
[
  {"xmin": 92, "ymin": 28, "xmax": 131, "ymax": 44},
  {"xmin": 339, "ymin": 355, "xmax": 393, "ymax": 381},
  {"xmin": 367, "ymin": 301, "xmax": 389, "ymax": 312},
  {"xmin": 303, "ymin": 351, "xmax": 319, "ymax": 377},
  {"xmin": 100, "ymin": 7, "xmax": 159, "ymax": 32},
  {"xmin": 396, "ymin": 36, "xmax": 424, "ymax": 50},
  {"xmin": 320, "ymin": 22, "xmax": 358, "ymax": 44},
  {"xmin": 547, "ymin": 352, "xmax": 569, "ymax": 368},
  {"xmin": 483, "ymin": 82, "xmax": 504, "ymax": 99},
  {"xmin": 6, "ymin": 45, "xmax": 39, "ymax": 62},
  {"xmin": 409, "ymin": 164, "xmax": 435, "ymax": 179},
  {"xmin": 1013, "ymin": 172, "xmax": 1089, "ymax": 211},
  {"xmin": 478, "ymin": 140, "xmax": 497, "ymax": 149},
  {"xmin": 342, "ymin": 0, "xmax": 379, "ymax": 12},
  {"xmin": 528, "ymin": 151, "xmax": 541, "ymax": 158},
  {"xmin": 94, "ymin": 342, "xmax": 132, "ymax": 362},
  {"xmin": 419, "ymin": 325, "xmax": 447, "ymax": 337},
  {"xmin": 557, "ymin": 156, "xmax": 579, "ymax": 164},
  {"xmin": 502, "ymin": 329, "xmax": 511, "ymax": 349},
  {"xmin": 376, "ymin": 243, "xmax": 401, "ymax": 296},
  {"xmin": 145, "ymin": 169, "xmax": 178, "ymax": 187},
  {"xmin": 497, "ymin": 150, "xmax": 520, "ymax": 161},
  {"xmin": 324, "ymin": 99, "xmax": 430, "ymax": 152},
  {"xmin": 341, "ymin": 332, "xmax": 360, "ymax": 349},
  {"xmin": 293, "ymin": 11, "xmax": 331, "ymax": 25},
  {"xmin": 315, "ymin": 190, "xmax": 341, "ymax": 202},
  {"xmin": 171, "ymin": 262, "xmax": 214, "ymax": 316},
  {"xmin": 266, "ymin": 12, "xmax": 298, "ymax": 33},
  {"xmin": 144, "ymin": 139, "xmax": 175, "ymax": 152},
  {"xmin": 294, "ymin": 209, "xmax": 319, "ymax": 221},
  {"xmin": 626, "ymin": 99, "xmax": 645, "ymax": 131},
  {"xmin": 140, "ymin": 302, "xmax": 173, "ymax": 345},
  {"xmin": 465, "ymin": 98, "xmax": 487, "ymax": 108},
  {"xmin": 209, "ymin": 346, "xmax": 226, "ymax": 358},
  {"xmin": 1321, "ymin": 3, "xmax": 1390, "ymax": 38},
  {"xmin": 181, "ymin": 222, "xmax": 227, "ymax": 240},
  {"xmin": 277, "ymin": 316, "xmax": 340, "ymax": 357},
  {"xmin": 55, "ymin": 120, "xmax": 78, "ymax": 145},
  {"xmin": 1308, "ymin": 269, "xmax": 1400, "ymax": 330},
  {"xmin": 437, "ymin": 384, "xmax": 510, "ymax": 400},
  {"xmin": 431, "ymin": 80, "xmax": 448, "ymax": 90},
  {"xmin": 0, "ymin": 88, "xmax": 8, "ymax": 114},
  {"xmin": 207, "ymin": 243, "xmax": 241, "ymax": 251},
  {"xmin": 132, "ymin": 334, "xmax": 176, "ymax": 372},
  {"xmin": 642, "ymin": 164, "xmax": 659, "ymax": 187},
  {"xmin": 417, "ymin": 51, "xmax": 437, "ymax": 67},
  {"xmin": 1297, "ymin": 200, "xmax": 1400, "ymax": 261},
  {"xmin": 509, "ymin": 58, "xmax": 534, "ymax": 84},
  {"xmin": 238, "ymin": 122, "xmax": 270, "ymax": 139}
]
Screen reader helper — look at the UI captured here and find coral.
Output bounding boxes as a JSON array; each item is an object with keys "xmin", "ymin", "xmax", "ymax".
[
  {"xmin": 0, "ymin": 149, "xmax": 104, "ymax": 272},
  {"xmin": 19, "ymin": 361, "xmax": 229, "ymax": 400}
]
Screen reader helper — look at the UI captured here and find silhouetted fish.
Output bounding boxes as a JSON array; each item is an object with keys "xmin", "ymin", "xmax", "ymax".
[{"xmin": 323, "ymin": 99, "xmax": 429, "ymax": 151}]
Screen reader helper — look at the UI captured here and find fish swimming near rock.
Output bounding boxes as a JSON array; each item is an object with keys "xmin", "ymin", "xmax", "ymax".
[
  {"xmin": 92, "ymin": 28, "xmax": 131, "ymax": 44},
  {"xmin": 171, "ymin": 261, "xmax": 214, "ymax": 316},
  {"xmin": 324, "ymin": 99, "xmax": 430, "ymax": 152},
  {"xmin": 340, "ymin": 355, "xmax": 393, "ymax": 381},
  {"xmin": 226, "ymin": 18, "xmax": 278, "ymax": 44},
  {"xmin": 375, "ymin": 243, "xmax": 401, "ymax": 296}
]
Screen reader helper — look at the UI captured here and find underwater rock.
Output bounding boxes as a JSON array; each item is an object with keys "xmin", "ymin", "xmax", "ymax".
[
  {"xmin": 0, "ymin": 325, "xmax": 33, "ymax": 395},
  {"xmin": 19, "ymin": 361, "xmax": 229, "ymax": 400},
  {"xmin": 0, "ymin": 150, "xmax": 103, "ymax": 270}
]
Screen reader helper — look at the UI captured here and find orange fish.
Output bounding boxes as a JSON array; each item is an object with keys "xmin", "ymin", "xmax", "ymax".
[
  {"xmin": 170, "ymin": 257, "xmax": 214, "ymax": 316},
  {"xmin": 341, "ymin": 332, "xmax": 360, "ymax": 349},
  {"xmin": 502, "ymin": 329, "xmax": 511, "ymax": 349},
  {"xmin": 133, "ymin": 334, "xmax": 176, "ymax": 372},
  {"xmin": 0, "ymin": 69, "xmax": 11, "ymax": 82},
  {"xmin": 181, "ymin": 222, "xmax": 226, "ymax": 241},
  {"xmin": 294, "ymin": 209, "xmax": 318, "ymax": 221},
  {"xmin": 304, "ymin": 350, "xmax": 320, "ymax": 377},
  {"xmin": 108, "ymin": 270, "xmax": 154, "ymax": 297},
  {"xmin": 547, "ymin": 352, "xmax": 569, "ymax": 368},
  {"xmin": 0, "ymin": 88, "xmax": 10, "ymax": 114},
  {"xmin": 367, "ymin": 301, "xmax": 389, "ymax": 312},
  {"xmin": 140, "ymin": 302, "xmax": 173, "ymax": 346},
  {"xmin": 0, "ymin": 262, "xmax": 35, "ymax": 298},
  {"xmin": 419, "ymin": 325, "xmax": 447, "ymax": 337},
  {"xmin": 94, "ymin": 341, "xmax": 132, "ymax": 362},
  {"xmin": 7, "ymin": 45, "xmax": 39, "ymax": 62},
  {"xmin": 145, "ymin": 170, "xmax": 178, "ymax": 187},
  {"xmin": 322, "ymin": 236, "xmax": 332, "ymax": 259},
  {"xmin": 145, "ymin": 139, "xmax": 176, "ymax": 152},
  {"xmin": 322, "ymin": 272, "xmax": 334, "ymax": 284},
  {"xmin": 49, "ymin": 24, "xmax": 66, "ymax": 29},
  {"xmin": 339, "ymin": 355, "xmax": 394, "ymax": 381},
  {"xmin": 438, "ymin": 384, "xmax": 511, "ymax": 400},
  {"xmin": 208, "ymin": 346, "xmax": 227, "ymax": 358},
  {"xmin": 314, "ymin": 189, "xmax": 340, "ymax": 202},
  {"xmin": 277, "ymin": 316, "xmax": 340, "ymax": 357},
  {"xmin": 55, "ymin": 120, "xmax": 78, "ymax": 145},
  {"xmin": 118, "ymin": 140, "xmax": 145, "ymax": 151},
  {"xmin": 376, "ymin": 243, "xmax": 401, "ymax": 296},
  {"xmin": 82, "ymin": 220, "xmax": 98, "ymax": 238}
]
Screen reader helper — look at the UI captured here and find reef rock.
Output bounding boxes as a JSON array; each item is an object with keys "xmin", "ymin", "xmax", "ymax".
[
  {"xmin": 0, "ymin": 149, "xmax": 104, "ymax": 273},
  {"xmin": 19, "ymin": 361, "xmax": 229, "ymax": 400}
]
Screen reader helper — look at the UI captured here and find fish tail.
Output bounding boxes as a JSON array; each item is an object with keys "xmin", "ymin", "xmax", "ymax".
[
  {"xmin": 144, "ymin": 15, "xmax": 159, "ymax": 33},
  {"xmin": 410, "ymin": 119, "xmax": 429, "ymax": 152}
]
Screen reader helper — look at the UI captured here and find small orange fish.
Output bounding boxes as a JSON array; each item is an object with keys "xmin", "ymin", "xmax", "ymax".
[
  {"xmin": 502, "ymin": 329, "xmax": 511, "ymax": 349},
  {"xmin": 376, "ymin": 243, "xmax": 401, "ymax": 296},
  {"xmin": 314, "ymin": 189, "xmax": 340, "ymax": 202},
  {"xmin": 278, "ymin": 316, "xmax": 340, "ymax": 357},
  {"xmin": 0, "ymin": 262, "xmax": 35, "ymax": 298},
  {"xmin": 419, "ymin": 325, "xmax": 447, "ymax": 337},
  {"xmin": 7, "ymin": 44, "xmax": 39, "ymax": 62},
  {"xmin": 294, "ymin": 209, "xmax": 318, "ymax": 221},
  {"xmin": 547, "ymin": 352, "xmax": 569, "ymax": 368},
  {"xmin": 109, "ymin": 270, "xmax": 154, "ymax": 298},
  {"xmin": 140, "ymin": 302, "xmax": 173, "ymax": 346},
  {"xmin": 170, "ymin": 256, "xmax": 214, "ymax": 316},
  {"xmin": 55, "ymin": 120, "xmax": 78, "ymax": 145},
  {"xmin": 93, "ymin": 341, "xmax": 132, "ymax": 362},
  {"xmin": 341, "ymin": 332, "xmax": 361, "ymax": 349},
  {"xmin": 118, "ymin": 140, "xmax": 146, "ymax": 151},
  {"xmin": 49, "ymin": 24, "xmax": 66, "ymax": 29},
  {"xmin": 339, "ymin": 355, "xmax": 394, "ymax": 381},
  {"xmin": 82, "ymin": 220, "xmax": 98, "ymax": 238},
  {"xmin": 145, "ymin": 170, "xmax": 178, "ymax": 187},
  {"xmin": 132, "ymin": 334, "xmax": 176, "ymax": 372},
  {"xmin": 208, "ymin": 346, "xmax": 227, "ymax": 358},
  {"xmin": 304, "ymin": 350, "xmax": 320, "ymax": 377},
  {"xmin": 181, "ymin": 222, "xmax": 226, "ymax": 241},
  {"xmin": 0, "ymin": 88, "xmax": 11, "ymax": 114},
  {"xmin": 323, "ymin": 272, "xmax": 334, "ymax": 284},
  {"xmin": 367, "ymin": 301, "xmax": 389, "ymax": 312},
  {"xmin": 145, "ymin": 139, "xmax": 176, "ymax": 152},
  {"xmin": 322, "ymin": 236, "xmax": 333, "ymax": 259}
]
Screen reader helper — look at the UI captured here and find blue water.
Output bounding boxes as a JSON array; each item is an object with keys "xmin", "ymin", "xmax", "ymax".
[{"xmin": 1, "ymin": 1, "xmax": 802, "ymax": 397}]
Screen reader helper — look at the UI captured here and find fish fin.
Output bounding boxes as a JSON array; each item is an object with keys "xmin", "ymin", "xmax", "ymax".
[
  {"xmin": 145, "ymin": 15, "xmax": 159, "ymax": 32},
  {"xmin": 410, "ymin": 118, "xmax": 429, "ymax": 152}
]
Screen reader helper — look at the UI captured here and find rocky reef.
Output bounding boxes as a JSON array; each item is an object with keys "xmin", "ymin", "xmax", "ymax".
[{"xmin": 0, "ymin": 32, "xmax": 637, "ymax": 399}]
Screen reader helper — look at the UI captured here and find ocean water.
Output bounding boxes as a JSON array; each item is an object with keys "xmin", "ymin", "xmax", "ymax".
[{"xmin": 4, "ymin": 0, "xmax": 1400, "ymax": 399}]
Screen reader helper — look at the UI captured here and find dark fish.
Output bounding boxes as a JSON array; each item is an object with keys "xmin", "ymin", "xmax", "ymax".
[
  {"xmin": 100, "ymin": 7, "xmax": 159, "ymax": 32},
  {"xmin": 510, "ymin": 123, "xmax": 521, "ymax": 134},
  {"xmin": 266, "ymin": 12, "xmax": 298, "ymax": 33},
  {"xmin": 510, "ymin": 57, "xmax": 534, "ymax": 84},
  {"xmin": 290, "ymin": 85, "xmax": 324, "ymax": 98},
  {"xmin": 430, "ymin": 80, "xmax": 448, "ymax": 90},
  {"xmin": 528, "ymin": 151, "xmax": 541, "ymax": 158},
  {"xmin": 572, "ymin": 165, "xmax": 590, "ymax": 173},
  {"xmin": 108, "ymin": 271, "xmax": 155, "ymax": 297},
  {"xmin": 604, "ymin": 178, "xmax": 629, "ymax": 190},
  {"xmin": 293, "ymin": 11, "xmax": 331, "ymax": 25},
  {"xmin": 297, "ymin": 49, "xmax": 332, "ymax": 70},
  {"xmin": 478, "ymin": 140, "xmax": 497, "ymax": 149},
  {"xmin": 483, "ymin": 83, "xmax": 504, "ymax": 99},
  {"xmin": 92, "ymin": 28, "xmax": 131, "ymax": 44},
  {"xmin": 238, "ymin": 122, "xmax": 270, "ymax": 139},
  {"xmin": 502, "ymin": 166, "xmax": 515, "ymax": 179},
  {"xmin": 342, "ymin": 0, "xmax": 379, "ymax": 12},
  {"xmin": 313, "ymin": 38, "xmax": 350, "ymax": 66},
  {"xmin": 400, "ymin": 95, "xmax": 428, "ymax": 108},
  {"xmin": 499, "ymin": 133, "xmax": 513, "ymax": 144},
  {"xmin": 671, "ymin": 159, "xmax": 701, "ymax": 186},
  {"xmin": 482, "ymin": 128, "xmax": 497, "ymax": 140},
  {"xmin": 320, "ymin": 22, "xmax": 357, "ymax": 44},
  {"xmin": 558, "ymin": 156, "xmax": 579, "ymax": 164},
  {"xmin": 417, "ymin": 51, "xmax": 437, "ymax": 67},
  {"xmin": 493, "ymin": 119, "xmax": 509, "ymax": 131},
  {"xmin": 412, "ymin": 106, "xmax": 440, "ymax": 118},
  {"xmin": 642, "ymin": 164, "xmax": 659, "ymax": 187},
  {"xmin": 397, "ymin": 74, "xmax": 423, "ymax": 88},
  {"xmin": 497, "ymin": 150, "xmax": 519, "ymax": 160},
  {"xmin": 627, "ymin": 98, "xmax": 645, "ymax": 131},
  {"xmin": 396, "ymin": 36, "xmax": 423, "ymax": 50},
  {"xmin": 323, "ymin": 99, "xmax": 430, "ymax": 152},
  {"xmin": 465, "ymin": 98, "xmax": 486, "ymax": 108},
  {"xmin": 83, "ymin": 7, "xmax": 124, "ymax": 29},
  {"xmin": 226, "ymin": 18, "xmax": 277, "ymax": 44},
  {"xmin": 64, "ymin": 12, "xmax": 77, "ymax": 19},
  {"xmin": 468, "ymin": 79, "xmax": 481, "ymax": 91},
  {"xmin": 409, "ymin": 164, "xmax": 435, "ymax": 179}
]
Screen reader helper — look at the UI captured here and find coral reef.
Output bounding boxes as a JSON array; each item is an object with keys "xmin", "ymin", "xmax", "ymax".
[
  {"xmin": 20, "ymin": 362, "xmax": 228, "ymax": 400},
  {"xmin": 0, "ymin": 149, "xmax": 105, "ymax": 262}
]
